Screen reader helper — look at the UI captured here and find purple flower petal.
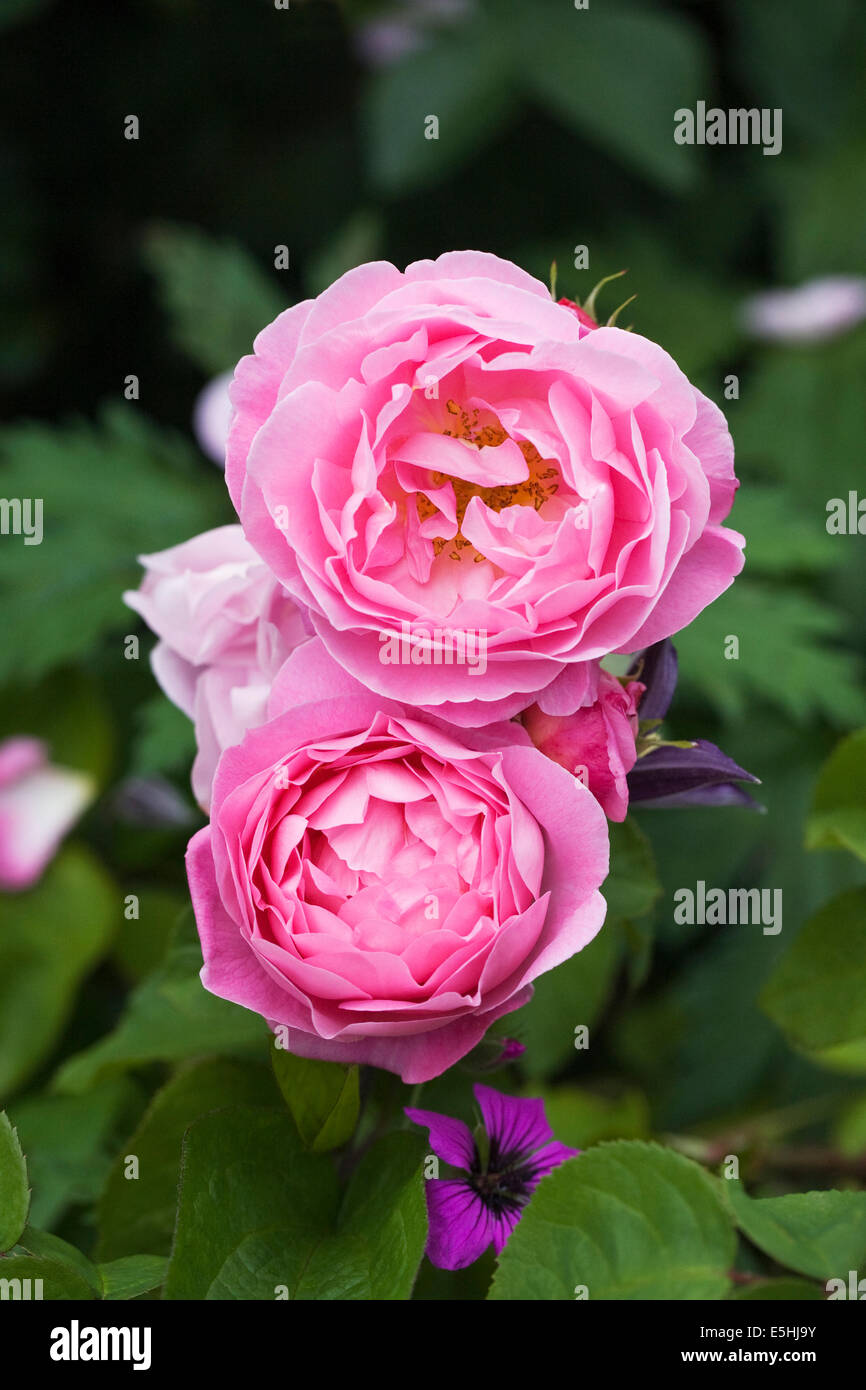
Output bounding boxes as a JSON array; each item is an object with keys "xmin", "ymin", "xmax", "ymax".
[
  {"xmin": 526, "ymin": 1139, "xmax": 580, "ymax": 1185},
  {"xmin": 490, "ymin": 1204, "xmax": 524, "ymax": 1255},
  {"xmin": 630, "ymin": 639, "xmax": 678, "ymax": 720},
  {"xmin": 628, "ymin": 738, "xmax": 759, "ymax": 804},
  {"xmin": 473, "ymin": 1084, "xmax": 553, "ymax": 1159},
  {"xmin": 424, "ymin": 1179, "xmax": 497, "ymax": 1270},
  {"xmin": 405, "ymin": 1107, "xmax": 476, "ymax": 1171}
]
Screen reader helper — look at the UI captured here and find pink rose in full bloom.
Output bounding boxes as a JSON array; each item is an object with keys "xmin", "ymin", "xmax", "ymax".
[
  {"xmin": 124, "ymin": 525, "xmax": 308, "ymax": 809},
  {"xmin": 186, "ymin": 641, "xmax": 609, "ymax": 1082},
  {"xmin": 523, "ymin": 667, "xmax": 645, "ymax": 822},
  {"xmin": 226, "ymin": 251, "xmax": 744, "ymax": 726},
  {"xmin": 0, "ymin": 738, "xmax": 93, "ymax": 891}
]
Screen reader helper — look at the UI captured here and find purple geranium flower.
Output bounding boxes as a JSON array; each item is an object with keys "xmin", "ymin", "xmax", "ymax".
[{"xmin": 406, "ymin": 1084, "xmax": 578, "ymax": 1270}]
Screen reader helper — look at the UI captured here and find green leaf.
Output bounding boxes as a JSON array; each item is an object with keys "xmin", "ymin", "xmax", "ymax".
[
  {"xmin": 724, "ymin": 1182, "xmax": 866, "ymax": 1282},
  {"xmin": 806, "ymin": 727, "xmax": 866, "ymax": 861},
  {"xmin": 603, "ymin": 818, "xmax": 661, "ymax": 921},
  {"xmin": 142, "ymin": 222, "xmax": 286, "ymax": 374},
  {"xmin": 129, "ymin": 696, "xmax": 197, "ymax": 780},
  {"xmin": 515, "ymin": 919, "xmax": 624, "ymax": 1078},
  {"xmin": 338, "ymin": 1132, "xmax": 428, "ymax": 1300},
  {"xmin": 9, "ymin": 1079, "xmax": 142, "ymax": 1230},
  {"xmin": 0, "ymin": 403, "xmax": 227, "ymax": 682},
  {"xmin": 835, "ymin": 1093, "xmax": 866, "ymax": 1158},
  {"xmin": 112, "ymin": 887, "xmax": 189, "ymax": 984},
  {"xmin": 676, "ymin": 579, "xmax": 866, "ymax": 726},
  {"xmin": 523, "ymin": 1086, "xmax": 650, "ymax": 1149},
  {"xmin": 98, "ymin": 1255, "xmax": 168, "ymax": 1300},
  {"xmin": 54, "ymin": 925, "xmax": 266, "ymax": 1095},
  {"xmin": 14, "ymin": 1226, "xmax": 101, "ymax": 1294},
  {"xmin": 729, "ymin": 1277, "xmax": 824, "ymax": 1301},
  {"xmin": 271, "ymin": 1049, "xmax": 359, "ymax": 1153},
  {"xmin": 729, "ymin": 486, "xmax": 840, "ymax": 578},
  {"xmin": 0, "ymin": 846, "xmax": 116, "ymax": 1097},
  {"xmin": 0, "ymin": 1254, "xmax": 95, "ymax": 1300},
  {"xmin": 509, "ymin": 0, "xmax": 707, "ymax": 192},
  {"xmin": 363, "ymin": 21, "xmax": 514, "ymax": 194},
  {"xmin": 489, "ymin": 1141, "xmax": 736, "ymax": 1300},
  {"xmin": 0, "ymin": 1112, "xmax": 29, "ymax": 1252},
  {"xmin": 164, "ymin": 1105, "xmax": 339, "ymax": 1299},
  {"xmin": 97, "ymin": 1059, "xmax": 281, "ymax": 1262},
  {"xmin": 761, "ymin": 887, "xmax": 866, "ymax": 1073}
]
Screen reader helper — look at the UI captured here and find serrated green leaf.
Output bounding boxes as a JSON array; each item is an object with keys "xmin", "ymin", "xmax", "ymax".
[
  {"xmin": 164, "ymin": 1105, "xmax": 340, "ymax": 1300},
  {"xmin": 806, "ymin": 727, "xmax": 866, "ymax": 861},
  {"xmin": 0, "ymin": 846, "xmax": 116, "ymax": 1098},
  {"xmin": 760, "ymin": 887, "xmax": 866, "ymax": 1073},
  {"xmin": 271, "ymin": 1048, "xmax": 359, "ymax": 1153},
  {"xmin": 339, "ymin": 1132, "xmax": 428, "ymax": 1300},
  {"xmin": 0, "ymin": 1112, "xmax": 29, "ymax": 1252},
  {"xmin": 489, "ymin": 1141, "xmax": 736, "ymax": 1300},
  {"xmin": 96, "ymin": 1059, "xmax": 280, "ymax": 1262},
  {"xmin": 724, "ymin": 1182, "xmax": 866, "ymax": 1282},
  {"xmin": 143, "ymin": 222, "xmax": 286, "ymax": 374},
  {"xmin": 0, "ymin": 1254, "xmax": 95, "ymax": 1300}
]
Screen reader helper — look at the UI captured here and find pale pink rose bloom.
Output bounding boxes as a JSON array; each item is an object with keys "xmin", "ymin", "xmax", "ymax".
[
  {"xmin": 226, "ymin": 251, "xmax": 744, "ymax": 726},
  {"xmin": 193, "ymin": 370, "xmax": 234, "ymax": 465},
  {"xmin": 741, "ymin": 277, "xmax": 866, "ymax": 344},
  {"xmin": 0, "ymin": 738, "xmax": 93, "ymax": 891},
  {"xmin": 186, "ymin": 640, "xmax": 610, "ymax": 1083},
  {"xmin": 523, "ymin": 667, "xmax": 645, "ymax": 823},
  {"xmin": 124, "ymin": 526, "xmax": 308, "ymax": 809}
]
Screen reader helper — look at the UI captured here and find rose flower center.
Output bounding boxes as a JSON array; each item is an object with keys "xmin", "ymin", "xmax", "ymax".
[{"xmin": 416, "ymin": 398, "xmax": 561, "ymax": 562}]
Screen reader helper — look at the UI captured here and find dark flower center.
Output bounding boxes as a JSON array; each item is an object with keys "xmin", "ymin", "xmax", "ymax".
[{"xmin": 468, "ymin": 1137, "xmax": 537, "ymax": 1216}]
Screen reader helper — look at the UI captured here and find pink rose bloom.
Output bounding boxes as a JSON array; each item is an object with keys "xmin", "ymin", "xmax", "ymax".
[
  {"xmin": 186, "ymin": 640, "xmax": 609, "ymax": 1082},
  {"xmin": 226, "ymin": 250, "xmax": 744, "ymax": 726},
  {"xmin": 523, "ymin": 668, "xmax": 644, "ymax": 823},
  {"xmin": 0, "ymin": 738, "xmax": 93, "ymax": 891},
  {"xmin": 124, "ymin": 525, "xmax": 308, "ymax": 809}
]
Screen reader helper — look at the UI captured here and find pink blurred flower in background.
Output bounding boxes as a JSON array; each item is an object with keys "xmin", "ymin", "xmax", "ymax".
[
  {"xmin": 124, "ymin": 525, "xmax": 309, "ymax": 809},
  {"xmin": 740, "ymin": 276, "xmax": 866, "ymax": 344},
  {"xmin": 192, "ymin": 370, "xmax": 234, "ymax": 465},
  {"xmin": 0, "ymin": 738, "xmax": 93, "ymax": 891}
]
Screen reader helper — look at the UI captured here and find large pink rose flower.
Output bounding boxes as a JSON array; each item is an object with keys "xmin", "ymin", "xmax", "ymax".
[
  {"xmin": 124, "ymin": 526, "xmax": 308, "ymax": 808},
  {"xmin": 226, "ymin": 251, "xmax": 744, "ymax": 725},
  {"xmin": 523, "ymin": 667, "xmax": 644, "ymax": 823},
  {"xmin": 186, "ymin": 641, "xmax": 609, "ymax": 1082}
]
